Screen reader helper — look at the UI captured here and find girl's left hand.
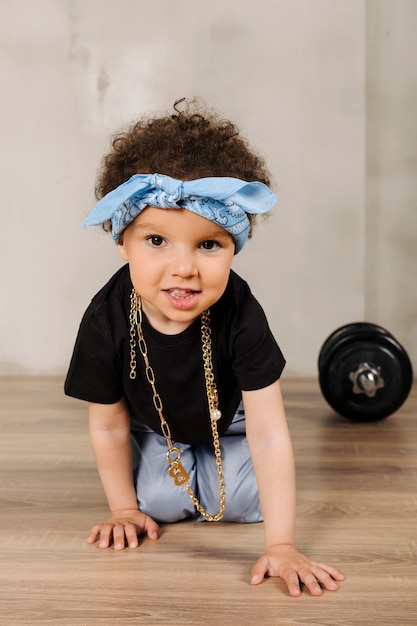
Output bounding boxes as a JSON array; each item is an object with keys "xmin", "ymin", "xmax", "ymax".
[{"xmin": 250, "ymin": 544, "xmax": 345, "ymax": 596}]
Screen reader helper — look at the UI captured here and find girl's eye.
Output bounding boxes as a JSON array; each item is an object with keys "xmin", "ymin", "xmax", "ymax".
[
  {"xmin": 147, "ymin": 235, "xmax": 165, "ymax": 247},
  {"xmin": 200, "ymin": 240, "xmax": 220, "ymax": 251}
]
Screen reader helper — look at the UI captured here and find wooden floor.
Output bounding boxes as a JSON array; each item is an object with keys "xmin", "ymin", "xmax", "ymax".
[{"xmin": 1, "ymin": 377, "xmax": 416, "ymax": 626}]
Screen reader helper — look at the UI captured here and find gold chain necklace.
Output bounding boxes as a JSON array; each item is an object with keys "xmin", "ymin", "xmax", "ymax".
[{"xmin": 129, "ymin": 289, "xmax": 226, "ymax": 522}]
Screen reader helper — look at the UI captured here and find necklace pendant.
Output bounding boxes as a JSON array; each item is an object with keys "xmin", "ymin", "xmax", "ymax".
[
  {"xmin": 210, "ymin": 409, "xmax": 222, "ymax": 421},
  {"xmin": 168, "ymin": 460, "xmax": 190, "ymax": 486}
]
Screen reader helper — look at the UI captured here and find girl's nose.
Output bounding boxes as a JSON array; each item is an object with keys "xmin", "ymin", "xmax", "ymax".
[{"xmin": 170, "ymin": 249, "xmax": 197, "ymax": 277}]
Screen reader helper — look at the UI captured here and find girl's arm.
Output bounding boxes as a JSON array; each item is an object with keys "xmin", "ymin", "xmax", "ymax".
[
  {"xmin": 242, "ymin": 381, "xmax": 344, "ymax": 596},
  {"xmin": 87, "ymin": 399, "xmax": 159, "ymax": 549}
]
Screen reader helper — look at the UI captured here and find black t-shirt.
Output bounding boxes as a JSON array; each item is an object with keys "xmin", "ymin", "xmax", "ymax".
[{"xmin": 65, "ymin": 265, "xmax": 285, "ymax": 444}]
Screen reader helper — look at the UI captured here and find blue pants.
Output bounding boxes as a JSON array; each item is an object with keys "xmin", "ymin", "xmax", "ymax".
[{"xmin": 131, "ymin": 405, "xmax": 262, "ymax": 523}]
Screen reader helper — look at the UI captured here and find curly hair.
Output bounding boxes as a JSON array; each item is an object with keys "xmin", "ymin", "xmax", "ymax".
[{"xmin": 96, "ymin": 98, "xmax": 272, "ymax": 236}]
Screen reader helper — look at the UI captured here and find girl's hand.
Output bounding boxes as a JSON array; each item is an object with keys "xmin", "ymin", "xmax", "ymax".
[
  {"xmin": 87, "ymin": 509, "xmax": 159, "ymax": 550},
  {"xmin": 250, "ymin": 544, "xmax": 345, "ymax": 596}
]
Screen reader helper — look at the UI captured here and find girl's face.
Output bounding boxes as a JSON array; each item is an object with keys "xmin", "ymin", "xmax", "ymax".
[{"xmin": 118, "ymin": 206, "xmax": 235, "ymax": 334}]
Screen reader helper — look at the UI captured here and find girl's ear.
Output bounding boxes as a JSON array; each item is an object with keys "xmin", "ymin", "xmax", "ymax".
[{"xmin": 117, "ymin": 234, "xmax": 129, "ymax": 261}]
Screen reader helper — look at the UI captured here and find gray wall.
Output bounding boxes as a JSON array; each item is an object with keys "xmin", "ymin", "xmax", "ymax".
[{"xmin": 1, "ymin": 0, "xmax": 416, "ymax": 377}]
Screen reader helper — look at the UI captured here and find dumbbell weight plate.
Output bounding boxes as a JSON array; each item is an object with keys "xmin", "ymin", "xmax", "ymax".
[
  {"xmin": 318, "ymin": 322, "xmax": 391, "ymax": 373},
  {"xmin": 318, "ymin": 324, "xmax": 413, "ymax": 421}
]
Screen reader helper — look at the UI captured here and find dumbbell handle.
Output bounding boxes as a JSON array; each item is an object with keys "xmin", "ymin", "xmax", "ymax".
[{"xmin": 348, "ymin": 362, "xmax": 385, "ymax": 398}]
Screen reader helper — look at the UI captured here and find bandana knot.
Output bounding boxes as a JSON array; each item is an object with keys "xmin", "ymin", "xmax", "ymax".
[{"xmin": 151, "ymin": 174, "xmax": 184, "ymax": 203}]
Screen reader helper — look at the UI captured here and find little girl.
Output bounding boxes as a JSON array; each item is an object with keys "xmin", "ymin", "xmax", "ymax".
[{"xmin": 65, "ymin": 99, "xmax": 344, "ymax": 596}]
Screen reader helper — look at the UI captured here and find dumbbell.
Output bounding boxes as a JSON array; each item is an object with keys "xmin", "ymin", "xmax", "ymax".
[{"xmin": 318, "ymin": 322, "xmax": 413, "ymax": 422}]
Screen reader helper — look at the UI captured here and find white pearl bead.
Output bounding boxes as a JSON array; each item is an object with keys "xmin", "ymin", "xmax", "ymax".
[{"xmin": 210, "ymin": 409, "xmax": 222, "ymax": 421}]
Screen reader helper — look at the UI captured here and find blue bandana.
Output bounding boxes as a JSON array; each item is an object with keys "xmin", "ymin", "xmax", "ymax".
[{"xmin": 84, "ymin": 173, "xmax": 276, "ymax": 253}]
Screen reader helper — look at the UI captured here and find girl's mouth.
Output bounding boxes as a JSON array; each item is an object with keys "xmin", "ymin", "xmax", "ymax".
[{"xmin": 164, "ymin": 288, "xmax": 201, "ymax": 310}]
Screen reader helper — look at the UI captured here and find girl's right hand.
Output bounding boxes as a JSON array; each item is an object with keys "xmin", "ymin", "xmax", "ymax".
[{"xmin": 87, "ymin": 509, "xmax": 160, "ymax": 550}]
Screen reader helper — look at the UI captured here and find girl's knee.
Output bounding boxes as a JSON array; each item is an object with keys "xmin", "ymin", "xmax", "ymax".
[
  {"xmin": 137, "ymin": 479, "xmax": 196, "ymax": 523},
  {"xmin": 196, "ymin": 466, "xmax": 262, "ymax": 523},
  {"xmin": 131, "ymin": 432, "xmax": 197, "ymax": 523},
  {"xmin": 195, "ymin": 435, "xmax": 262, "ymax": 523}
]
